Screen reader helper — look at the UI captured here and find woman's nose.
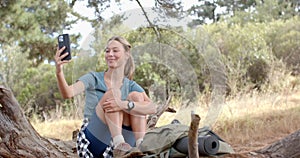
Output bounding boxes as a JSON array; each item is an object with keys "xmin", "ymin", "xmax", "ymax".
[{"xmin": 108, "ymin": 50, "xmax": 114, "ymax": 56}]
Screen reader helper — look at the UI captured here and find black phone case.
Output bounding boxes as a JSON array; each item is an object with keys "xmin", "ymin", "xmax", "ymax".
[{"xmin": 58, "ymin": 34, "xmax": 71, "ymax": 61}]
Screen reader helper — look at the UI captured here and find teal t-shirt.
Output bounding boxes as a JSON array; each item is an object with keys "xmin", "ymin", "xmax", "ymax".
[{"xmin": 78, "ymin": 71, "xmax": 144, "ymax": 119}]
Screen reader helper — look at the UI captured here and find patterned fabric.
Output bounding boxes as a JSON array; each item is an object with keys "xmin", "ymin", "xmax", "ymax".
[{"xmin": 76, "ymin": 118, "xmax": 114, "ymax": 158}]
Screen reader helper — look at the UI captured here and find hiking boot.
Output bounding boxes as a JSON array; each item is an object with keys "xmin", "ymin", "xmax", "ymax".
[{"xmin": 113, "ymin": 142, "xmax": 132, "ymax": 157}]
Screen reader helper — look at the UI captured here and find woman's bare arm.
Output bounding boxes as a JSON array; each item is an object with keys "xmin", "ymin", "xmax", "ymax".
[
  {"xmin": 56, "ymin": 72, "xmax": 85, "ymax": 99},
  {"xmin": 127, "ymin": 92, "xmax": 157, "ymax": 115},
  {"xmin": 102, "ymin": 91, "xmax": 157, "ymax": 115},
  {"xmin": 55, "ymin": 46, "xmax": 85, "ymax": 99}
]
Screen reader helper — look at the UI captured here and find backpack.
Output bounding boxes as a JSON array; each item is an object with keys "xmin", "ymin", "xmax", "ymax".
[{"xmin": 139, "ymin": 123, "xmax": 234, "ymax": 158}]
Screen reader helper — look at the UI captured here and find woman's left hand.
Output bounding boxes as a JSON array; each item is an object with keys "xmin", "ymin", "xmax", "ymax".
[{"xmin": 102, "ymin": 98, "xmax": 124, "ymax": 113}]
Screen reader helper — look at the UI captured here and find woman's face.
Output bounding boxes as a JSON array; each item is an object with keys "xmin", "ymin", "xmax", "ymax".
[{"xmin": 105, "ymin": 40, "xmax": 128, "ymax": 69}]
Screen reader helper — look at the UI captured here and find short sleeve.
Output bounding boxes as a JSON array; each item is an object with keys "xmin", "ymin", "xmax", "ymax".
[
  {"xmin": 78, "ymin": 72, "xmax": 96, "ymax": 90},
  {"xmin": 129, "ymin": 80, "xmax": 145, "ymax": 93},
  {"xmin": 77, "ymin": 72, "xmax": 105, "ymax": 119}
]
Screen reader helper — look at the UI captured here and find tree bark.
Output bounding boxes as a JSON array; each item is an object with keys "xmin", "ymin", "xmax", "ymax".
[
  {"xmin": 256, "ymin": 129, "xmax": 300, "ymax": 158},
  {"xmin": 217, "ymin": 129, "xmax": 300, "ymax": 158},
  {"xmin": 0, "ymin": 86, "xmax": 76, "ymax": 158}
]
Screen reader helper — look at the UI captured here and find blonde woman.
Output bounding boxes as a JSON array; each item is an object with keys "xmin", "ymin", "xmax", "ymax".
[{"xmin": 55, "ymin": 36, "xmax": 156, "ymax": 157}]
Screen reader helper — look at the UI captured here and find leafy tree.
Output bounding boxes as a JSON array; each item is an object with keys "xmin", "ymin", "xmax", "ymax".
[
  {"xmin": 206, "ymin": 21, "xmax": 272, "ymax": 94},
  {"xmin": 0, "ymin": 0, "xmax": 78, "ymax": 65},
  {"xmin": 187, "ymin": 0, "xmax": 299, "ymax": 26},
  {"xmin": 266, "ymin": 17, "xmax": 300, "ymax": 74},
  {"xmin": 223, "ymin": 0, "xmax": 299, "ymax": 24},
  {"xmin": 0, "ymin": 44, "xmax": 31, "ymax": 93}
]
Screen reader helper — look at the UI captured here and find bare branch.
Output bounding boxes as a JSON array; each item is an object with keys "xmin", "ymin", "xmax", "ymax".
[
  {"xmin": 135, "ymin": 0, "xmax": 161, "ymax": 40},
  {"xmin": 147, "ymin": 95, "xmax": 174, "ymax": 129}
]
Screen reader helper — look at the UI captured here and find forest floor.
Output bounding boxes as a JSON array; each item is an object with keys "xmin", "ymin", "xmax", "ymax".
[{"xmin": 31, "ymin": 90, "xmax": 300, "ymax": 153}]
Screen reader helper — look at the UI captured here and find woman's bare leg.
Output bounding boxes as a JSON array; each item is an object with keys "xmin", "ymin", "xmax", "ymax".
[
  {"xmin": 127, "ymin": 91, "xmax": 147, "ymax": 146},
  {"xmin": 96, "ymin": 89, "xmax": 124, "ymax": 146}
]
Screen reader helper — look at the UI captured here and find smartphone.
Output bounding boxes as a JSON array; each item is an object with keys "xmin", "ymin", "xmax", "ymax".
[{"xmin": 57, "ymin": 34, "xmax": 71, "ymax": 61}]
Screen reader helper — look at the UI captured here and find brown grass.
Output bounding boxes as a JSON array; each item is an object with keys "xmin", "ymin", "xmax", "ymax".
[
  {"xmin": 31, "ymin": 90, "xmax": 300, "ymax": 153},
  {"xmin": 157, "ymin": 90, "xmax": 300, "ymax": 153},
  {"xmin": 31, "ymin": 119, "xmax": 82, "ymax": 141},
  {"xmin": 215, "ymin": 91, "xmax": 300, "ymax": 152}
]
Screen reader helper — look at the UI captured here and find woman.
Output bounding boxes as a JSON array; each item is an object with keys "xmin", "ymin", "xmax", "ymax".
[{"xmin": 55, "ymin": 36, "xmax": 156, "ymax": 157}]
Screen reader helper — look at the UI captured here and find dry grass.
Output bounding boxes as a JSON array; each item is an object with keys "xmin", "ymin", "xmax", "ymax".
[
  {"xmin": 31, "ymin": 90, "xmax": 300, "ymax": 153},
  {"xmin": 215, "ymin": 91, "xmax": 300, "ymax": 152},
  {"xmin": 31, "ymin": 119, "xmax": 82, "ymax": 141},
  {"xmin": 157, "ymin": 90, "xmax": 300, "ymax": 153}
]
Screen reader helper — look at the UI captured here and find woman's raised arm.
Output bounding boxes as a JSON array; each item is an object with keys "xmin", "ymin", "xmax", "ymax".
[{"xmin": 55, "ymin": 47, "xmax": 85, "ymax": 99}]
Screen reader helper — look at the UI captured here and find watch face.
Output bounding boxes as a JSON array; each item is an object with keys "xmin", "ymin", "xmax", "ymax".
[
  {"xmin": 128, "ymin": 101, "xmax": 134, "ymax": 110},
  {"xmin": 129, "ymin": 102, "xmax": 134, "ymax": 108}
]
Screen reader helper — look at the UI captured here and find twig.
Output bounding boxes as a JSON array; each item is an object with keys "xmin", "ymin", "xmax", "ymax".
[
  {"xmin": 135, "ymin": 0, "xmax": 161, "ymax": 40},
  {"xmin": 146, "ymin": 95, "xmax": 173, "ymax": 129}
]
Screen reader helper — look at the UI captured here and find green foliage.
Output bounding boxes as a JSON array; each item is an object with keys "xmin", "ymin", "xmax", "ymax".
[
  {"xmin": 0, "ymin": 43, "xmax": 64, "ymax": 118},
  {"xmin": 224, "ymin": 0, "xmax": 300, "ymax": 24},
  {"xmin": 16, "ymin": 64, "xmax": 60, "ymax": 118},
  {"xmin": 0, "ymin": 44, "xmax": 31, "ymax": 90},
  {"xmin": 206, "ymin": 21, "xmax": 273, "ymax": 94},
  {"xmin": 247, "ymin": 58, "xmax": 270, "ymax": 86},
  {"xmin": 0, "ymin": 0, "xmax": 78, "ymax": 65},
  {"xmin": 267, "ymin": 17, "xmax": 300, "ymax": 74},
  {"xmin": 126, "ymin": 27, "xmax": 202, "ymax": 102}
]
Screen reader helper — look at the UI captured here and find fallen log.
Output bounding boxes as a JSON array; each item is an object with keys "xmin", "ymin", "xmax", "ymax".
[
  {"xmin": 209, "ymin": 130, "xmax": 300, "ymax": 158},
  {"xmin": 256, "ymin": 129, "xmax": 300, "ymax": 158}
]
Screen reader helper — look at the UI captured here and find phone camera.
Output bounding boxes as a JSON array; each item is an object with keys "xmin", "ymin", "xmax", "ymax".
[{"xmin": 58, "ymin": 36, "xmax": 64, "ymax": 42}]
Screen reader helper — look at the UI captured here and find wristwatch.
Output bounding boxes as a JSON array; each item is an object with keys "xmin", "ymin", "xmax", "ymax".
[{"xmin": 127, "ymin": 100, "xmax": 135, "ymax": 111}]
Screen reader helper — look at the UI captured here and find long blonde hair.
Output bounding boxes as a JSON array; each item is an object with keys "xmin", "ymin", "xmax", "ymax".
[{"xmin": 107, "ymin": 36, "xmax": 135, "ymax": 80}]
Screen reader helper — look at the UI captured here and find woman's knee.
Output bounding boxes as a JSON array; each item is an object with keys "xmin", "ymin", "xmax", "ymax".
[
  {"xmin": 127, "ymin": 91, "xmax": 144, "ymax": 102},
  {"xmin": 95, "ymin": 89, "xmax": 113, "ymax": 111}
]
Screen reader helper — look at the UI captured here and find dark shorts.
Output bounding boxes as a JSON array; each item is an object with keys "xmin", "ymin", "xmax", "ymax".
[{"xmin": 77, "ymin": 112, "xmax": 135, "ymax": 158}]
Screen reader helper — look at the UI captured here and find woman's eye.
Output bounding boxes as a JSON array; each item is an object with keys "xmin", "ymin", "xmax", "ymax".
[{"xmin": 105, "ymin": 49, "xmax": 119, "ymax": 53}]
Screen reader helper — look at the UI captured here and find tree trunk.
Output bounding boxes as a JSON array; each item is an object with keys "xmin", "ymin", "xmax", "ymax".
[
  {"xmin": 0, "ymin": 86, "xmax": 76, "ymax": 158},
  {"xmin": 218, "ymin": 130, "xmax": 300, "ymax": 158},
  {"xmin": 256, "ymin": 129, "xmax": 300, "ymax": 158}
]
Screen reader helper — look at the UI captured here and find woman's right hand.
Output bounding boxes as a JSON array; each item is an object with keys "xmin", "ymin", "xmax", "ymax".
[{"xmin": 54, "ymin": 46, "xmax": 71, "ymax": 74}]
